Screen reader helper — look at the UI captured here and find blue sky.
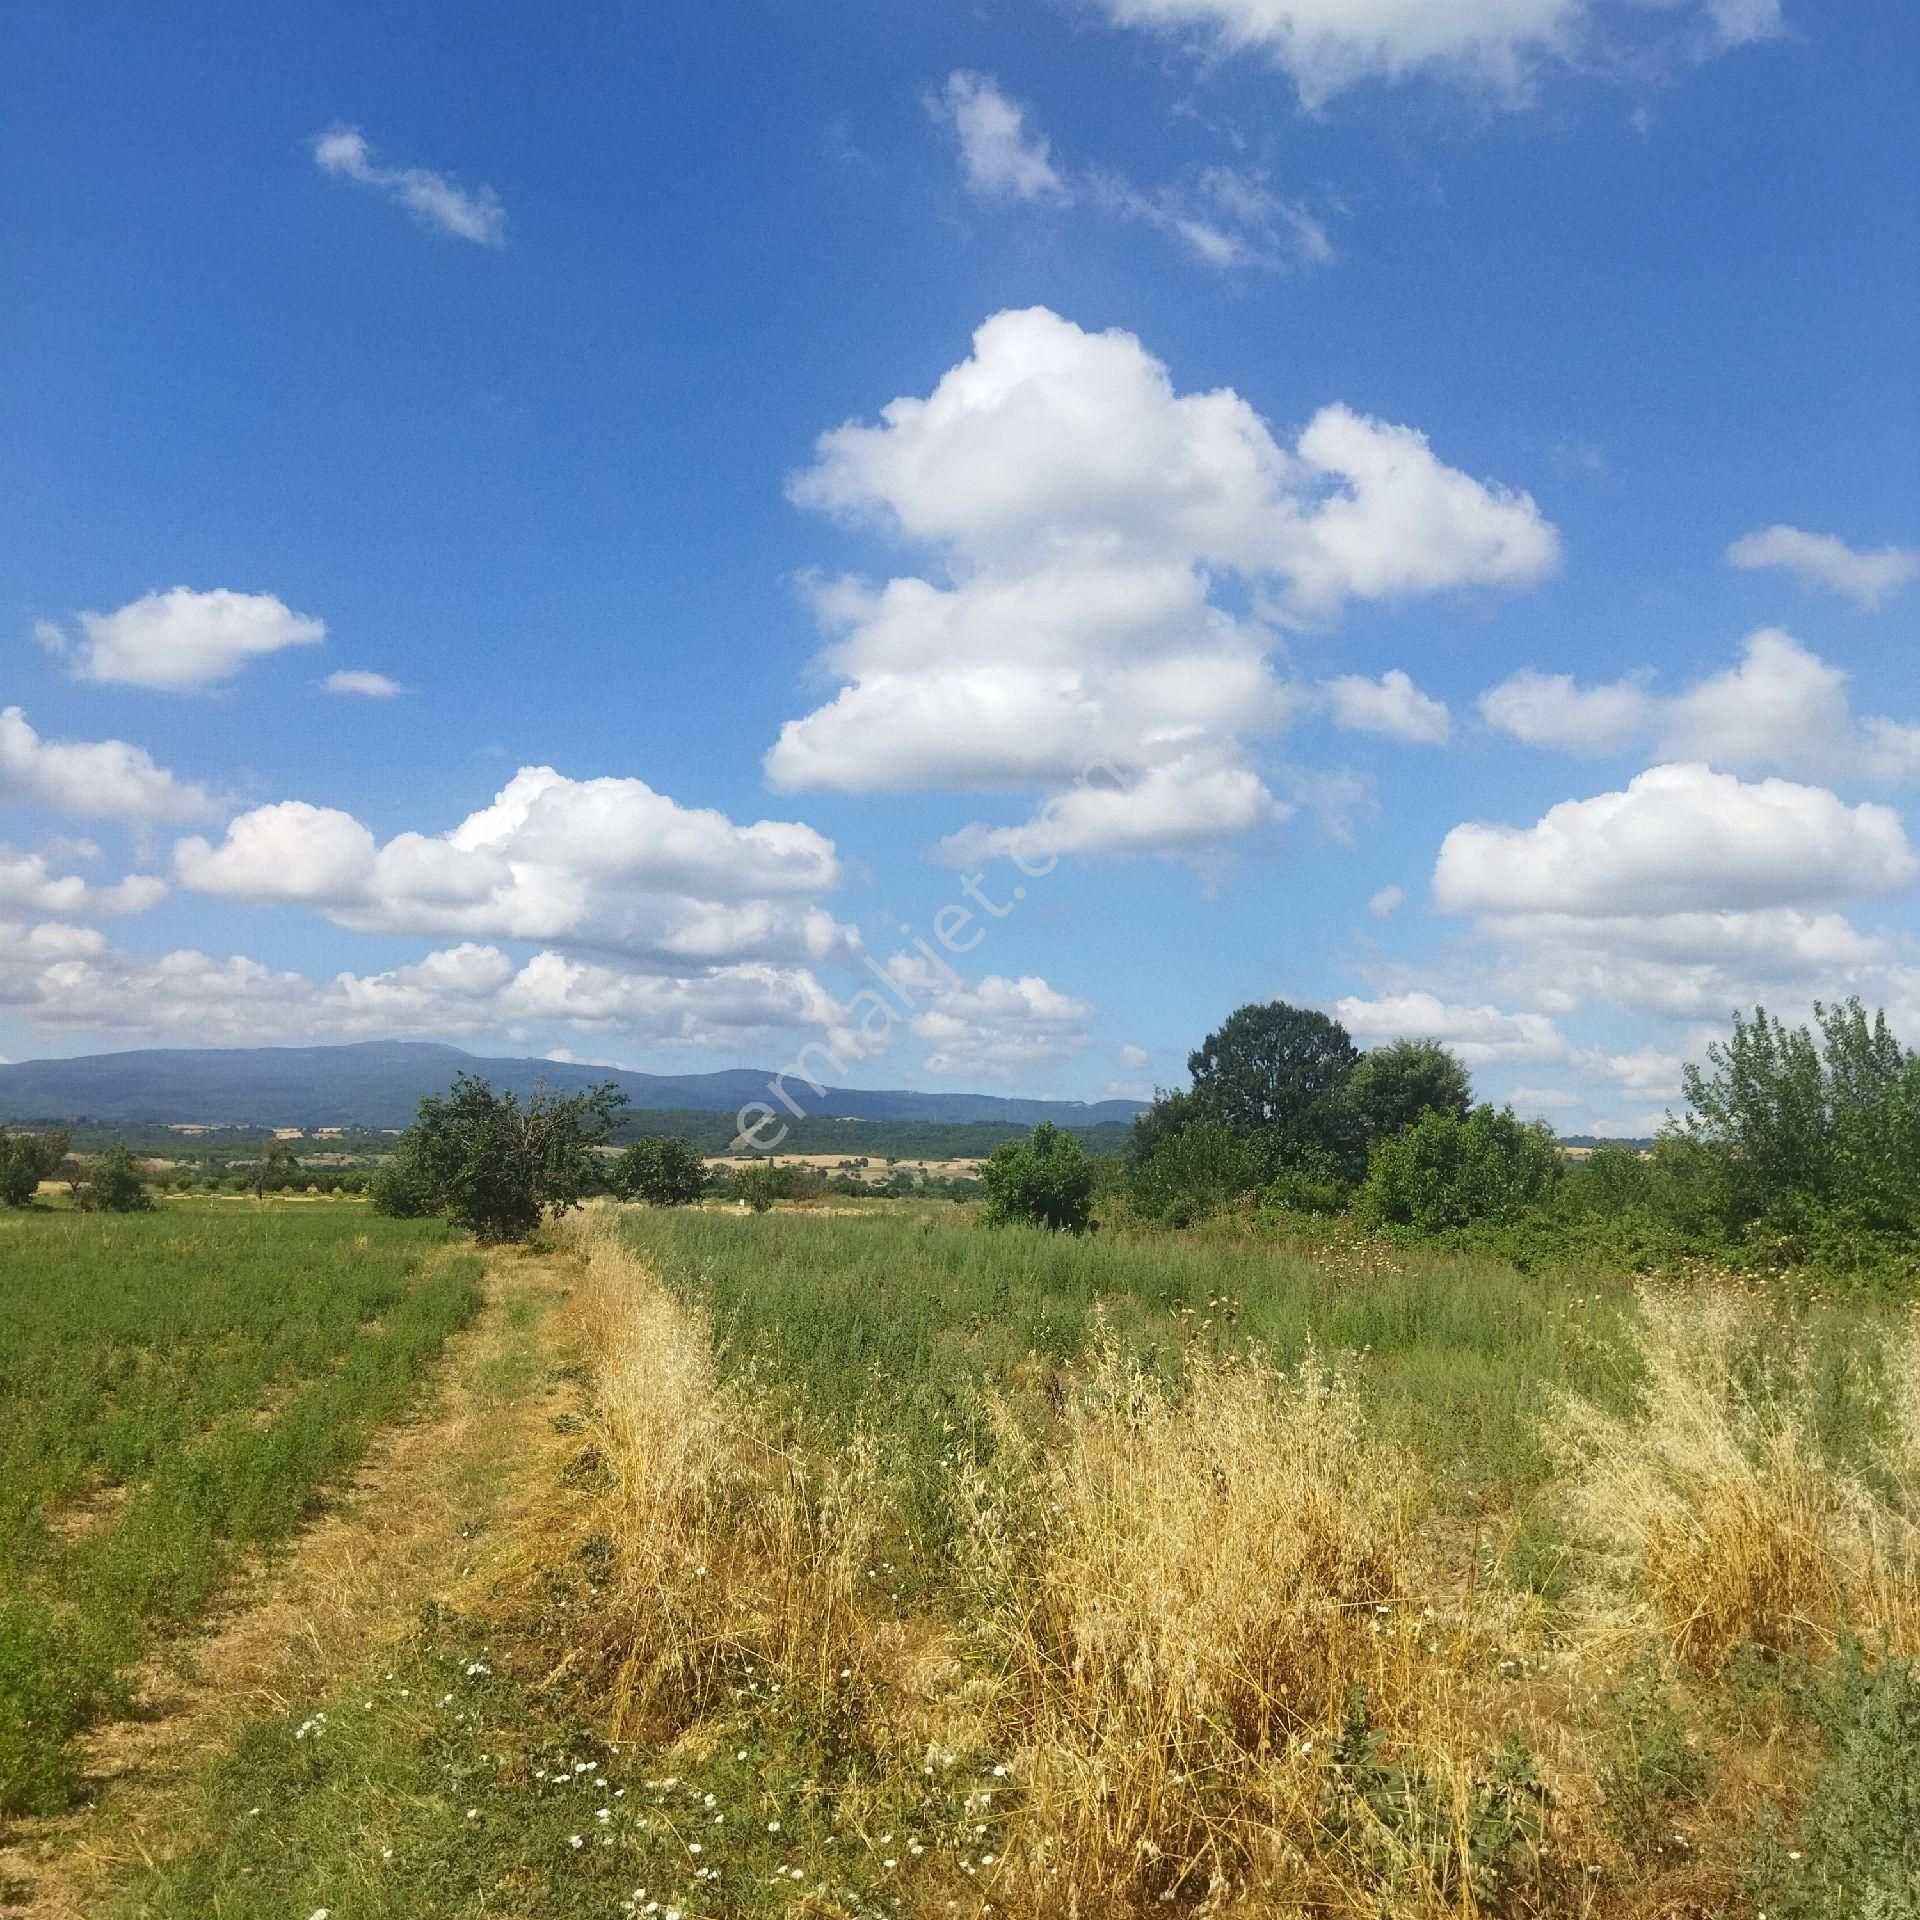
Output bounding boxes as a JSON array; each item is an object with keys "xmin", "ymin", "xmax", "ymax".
[{"xmin": 2, "ymin": 0, "xmax": 1916, "ymax": 1131}]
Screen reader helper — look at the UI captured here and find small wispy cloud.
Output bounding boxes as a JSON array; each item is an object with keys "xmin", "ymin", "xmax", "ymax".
[
  {"xmin": 322, "ymin": 669, "xmax": 405, "ymax": 698},
  {"xmin": 933, "ymin": 72, "xmax": 1069, "ymax": 202},
  {"xmin": 312, "ymin": 125, "xmax": 506, "ymax": 246},
  {"xmin": 1726, "ymin": 524, "xmax": 1918, "ymax": 609},
  {"xmin": 932, "ymin": 71, "xmax": 1332, "ymax": 273}
]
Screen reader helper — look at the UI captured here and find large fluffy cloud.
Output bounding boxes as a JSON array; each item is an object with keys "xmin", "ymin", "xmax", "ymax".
[
  {"xmin": 771, "ymin": 307, "xmax": 1556, "ymax": 858},
  {"xmin": 1479, "ymin": 630, "xmax": 1920, "ymax": 783},
  {"xmin": 0, "ymin": 706, "xmax": 215, "ymax": 821},
  {"xmin": 175, "ymin": 766, "xmax": 856, "ymax": 968},
  {"xmin": 1435, "ymin": 763, "xmax": 1916, "ymax": 918},
  {"xmin": 1421, "ymin": 762, "xmax": 1920, "ymax": 1054},
  {"xmin": 41, "ymin": 587, "xmax": 325, "ymax": 690},
  {"xmin": 1095, "ymin": 0, "xmax": 1782, "ymax": 107}
]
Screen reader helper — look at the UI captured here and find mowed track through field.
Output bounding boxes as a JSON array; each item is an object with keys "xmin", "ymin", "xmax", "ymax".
[{"xmin": 0, "ymin": 1223, "xmax": 573, "ymax": 1917}]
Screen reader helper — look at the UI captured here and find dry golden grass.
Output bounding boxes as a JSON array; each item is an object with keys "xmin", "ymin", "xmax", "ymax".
[
  {"xmin": 539, "ymin": 1215, "xmax": 1604, "ymax": 1917},
  {"xmin": 1556, "ymin": 1289, "xmax": 1920, "ymax": 1672},
  {"xmin": 955, "ymin": 1339, "xmax": 1603, "ymax": 1917},
  {"xmin": 519, "ymin": 1211, "xmax": 990, "ymax": 1774}
]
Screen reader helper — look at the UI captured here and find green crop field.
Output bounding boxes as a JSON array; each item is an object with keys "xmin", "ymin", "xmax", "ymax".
[{"xmin": 0, "ymin": 1204, "xmax": 482, "ymax": 1816}]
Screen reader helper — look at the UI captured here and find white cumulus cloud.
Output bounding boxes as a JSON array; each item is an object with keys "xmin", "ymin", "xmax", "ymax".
[
  {"xmin": 772, "ymin": 307, "xmax": 1555, "ymax": 859},
  {"xmin": 42, "ymin": 587, "xmax": 325, "ymax": 690},
  {"xmin": 1094, "ymin": 0, "xmax": 1781, "ymax": 108},
  {"xmin": 1480, "ymin": 630, "xmax": 1920, "ymax": 783},
  {"xmin": 1335, "ymin": 989, "xmax": 1566, "ymax": 1064},
  {"xmin": 1434, "ymin": 763, "xmax": 1916, "ymax": 919},
  {"xmin": 174, "ymin": 765, "xmax": 856, "ymax": 969},
  {"xmin": 0, "ymin": 847, "xmax": 166, "ymax": 918},
  {"xmin": 1322, "ymin": 669, "xmax": 1451, "ymax": 743},
  {"xmin": 0, "ymin": 707, "xmax": 215, "ymax": 822}
]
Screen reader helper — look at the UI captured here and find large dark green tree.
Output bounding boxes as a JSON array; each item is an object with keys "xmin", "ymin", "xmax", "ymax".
[
  {"xmin": 1183, "ymin": 999, "xmax": 1364, "ymax": 1179},
  {"xmin": 380, "ymin": 1073, "xmax": 628, "ymax": 1243},
  {"xmin": 1347, "ymin": 1039, "xmax": 1473, "ymax": 1145}
]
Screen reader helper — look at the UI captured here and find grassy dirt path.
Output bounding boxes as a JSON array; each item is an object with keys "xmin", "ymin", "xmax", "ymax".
[{"xmin": 0, "ymin": 1246, "xmax": 574, "ymax": 1919}]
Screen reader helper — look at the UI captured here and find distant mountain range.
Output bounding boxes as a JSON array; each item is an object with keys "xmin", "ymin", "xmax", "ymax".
[{"xmin": 0, "ymin": 1041, "xmax": 1149, "ymax": 1131}]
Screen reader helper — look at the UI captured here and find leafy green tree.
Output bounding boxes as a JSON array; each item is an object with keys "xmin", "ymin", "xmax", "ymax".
[
  {"xmin": 369, "ymin": 1144, "xmax": 437, "ymax": 1219},
  {"xmin": 0, "ymin": 1127, "xmax": 69, "ymax": 1208},
  {"xmin": 1129, "ymin": 1118, "xmax": 1266, "ymax": 1226},
  {"xmin": 616, "ymin": 1135, "xmax": 708, "ymax": 1206},
  {"xmin": 1347, "ymin": 1039, "xmax": 1472, "ymax": 1144},
  {"xmin": 1679, "ymin": 1000, "xmax": 1920, "ymax": 1248},
  {"xmin": 387, "ymin": 1073, "xmax": 628, "ymax": 1243},
  {"xmin": 1185, "ymin": 1000, "xmax": 1364, "ymax": 1178},
  {"xmin": 1359, "ymin": 1105, "xmax": 1560, "ymax": 1237},
  {"xmin": 980, "ymin": 1120, "xmax": 1095, "ymax": 1234},
  {"xmin": 71, "ymin": 1144, "xmax": 153, "ymax": 1214},
  {"xmin": 1126, "ymin": 1086, "xmax": 1205, "ymax": 1170},
  {"xmin": 252, "ymin": 1139, "xmax": 300, "ymax": 1198},
  {"xmin": 727, "ymin": 1161, "xmax": 780, "ymax": 1212}
]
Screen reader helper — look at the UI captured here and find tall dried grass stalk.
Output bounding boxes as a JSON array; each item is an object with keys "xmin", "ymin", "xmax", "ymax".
[
  {"xmin": 1557, "ymin": 1290, "xmax": 1920, "ymax": 1671},
  {"xmin": 961, "ymin": 1339, "xmax": 1539, "ymax": 1915}
]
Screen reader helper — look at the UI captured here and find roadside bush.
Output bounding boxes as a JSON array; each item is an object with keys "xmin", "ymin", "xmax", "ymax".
[
  {"xmin": 370, "ymin": 1146, "xmax": 437, "ymax": 1219},
  {"xmin": 71, "ymin": 1144, "xmax": 152, "ymax": 1213},
  {"xmin": 725, "ymin": 1162, "xmax": 782, "ymax": 1211},
  {"xmin": 615, "ymin": 1135, "xmax": 708, "ymax": 1207},
  {"xmin": 981, "ymin": 1120, "xmax": 1094, "ymax": 1234},
  {"xmin": 1359, "ymin": 1105, "xmax": 1560, "ymax": 1237}
]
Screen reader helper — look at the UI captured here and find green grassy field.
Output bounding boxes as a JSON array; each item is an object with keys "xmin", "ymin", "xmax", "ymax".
[
  {"xmin": 0, "ymin": 1204, "xmax": 481, "ymax": 1816},
  {"xmin": 14, "ymin": 1203, "xmax": 1919, "ymax": 1919},
  {"xmin": 613, "ymin": 1205, "xmax": 1901, "ymax": 1509}
]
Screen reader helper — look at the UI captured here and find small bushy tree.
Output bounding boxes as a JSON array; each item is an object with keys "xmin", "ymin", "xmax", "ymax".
[
  {"xmin": 727, "ymin": 1161, "xmax": 780, "ymax": 1212},
  {"xmin": 1679, "ymin": 1000, "xmax": 1920, "ymax": 1255},
  {"xmin": 369, "ymin": 1144, "xmax": 438, "ymax": 1219},
  {"xmin": 1347, "ymin": 1039, "xmax": 1472, "ymax": 1144},
  {"xmin": 252, "ymin": 1139, "xmax": 300, "ymax": 1198},
  {"xmin": 981, "ymin": 1120, "xmax": 1094, "ymax": 1234},
  {"xmin": 616, "ymin": 1135, "xmax": 708, "ymax": 1206},
  {"xmin": 71, "ymin": 1144, "xmax": 153, "ymax": 1214},
  {"xmin": 382, "ymin": 1074, "xmax": 628, "ymax": 1243},
  {"xmin": 0, "ymin": 1127, "xmax": 69, "ymax": 1208},
  {"xmin": 1129, "ymin": 1118, "xmax": 1266, "ymax": 1226},
  {"xmin": 1360, "ymin": 1105, "xmax": 1560, "ymax": 1236}
]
